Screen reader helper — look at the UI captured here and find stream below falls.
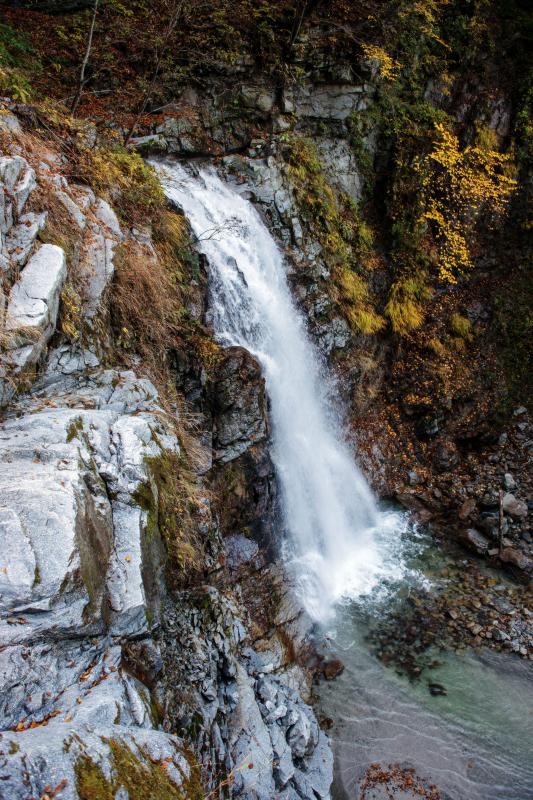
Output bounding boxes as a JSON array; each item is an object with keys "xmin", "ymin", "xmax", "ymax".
[{"xmin": 316, "ymin": 523, "xmax": 533, "ymax": 800}]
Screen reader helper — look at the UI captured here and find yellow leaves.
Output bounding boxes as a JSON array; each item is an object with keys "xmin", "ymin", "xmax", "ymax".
[
  {"xmin": 416, "ymin": 121, "xmax": 517, "ymax": 283},
  {"xmin": 361, "ymin": 44, "xmax": 401, "ymax": 81},
  {"xmin": 14, "ymin": 709, "xmax": 61, "ymax": 732}
]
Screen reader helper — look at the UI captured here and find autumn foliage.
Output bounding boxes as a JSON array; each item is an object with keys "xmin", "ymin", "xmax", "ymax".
[{"xmin": 416, "ymin": 122, "xmax": 517, "ymax": 283}]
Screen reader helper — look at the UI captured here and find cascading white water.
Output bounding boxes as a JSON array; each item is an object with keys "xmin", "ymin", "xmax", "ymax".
[{"xmin": 158, "ymin": 162, "xmax": 403, "ymax": 623}]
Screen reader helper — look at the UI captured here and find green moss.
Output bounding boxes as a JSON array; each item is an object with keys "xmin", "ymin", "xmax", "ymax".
[
  {"xmin": 281, "ymin": 134, "xmax": 384, "ymax": 335},
  {"xmin": 75, "ymin": 755, "xmax": 114, "ymax": 800},
  {"xmin": 33, "ymin": 564, "xmax": 41, "ymax": 587},
  {"xmin": 8, "ymin": 741, "xmax": 20, "ymax": 755},
  {"xmin": 75, "ymin": 739, "xmax": 205, "ymax": 800},
  {"xmin": 133, "ymin": 450, "xmax": 201, "ymax": 576},
  {"xmin": 66, "ymin": 416, "xmax": 84, "ymax": 443}
]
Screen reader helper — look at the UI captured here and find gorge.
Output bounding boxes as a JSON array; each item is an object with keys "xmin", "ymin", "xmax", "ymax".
[{"xmin": 0, "ymin": 1, "xmax": 532, "ymax": 799}]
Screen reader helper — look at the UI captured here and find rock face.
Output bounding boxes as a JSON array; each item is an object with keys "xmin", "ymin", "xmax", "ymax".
[
  {"xmin": 212, "ymin": 346, "xmax": 269, "ymax": 464},
  {"xmin": 209, "ymin": 347, "xmax": 279, "ymax": 554},
  {"xmin": 160, "ymin": 589, "xmax": 331, "ymax": 800},
  {"xmin": 0, "ymin": 153, "xmax": 125, "ymax": 407},
  {"xmin": 0, "ymin": 122, "xmax": 333, "ymax": 799},
  {"xmin": 0, "ymin": 347, "xmax": 193, "ymax": 798},
  {"xmin": 0, "ymin": 156, "xmax": 62, "ymax": 406}
]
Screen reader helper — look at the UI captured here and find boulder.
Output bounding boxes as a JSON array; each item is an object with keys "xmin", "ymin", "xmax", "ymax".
[
  {"xmin": 458, "ymin": 497, "xmax": 476, "ymax": 520},
  {"xmin": 460, "ymin": 528, "xmax": 490, "ymax": 555},
  {"xmin": 5, "ymin": 243, "xmax": 66, "ymax": 338},
  {"xmin": 499, "ymin": 547, "xmax": 533, "ymax": 575},
  {"xmin": 0, "ymin": 155, "xmax": 36, "ymax": 223},
  {"xmin": 502, "ymin": 493, "xmax": 528, "ymax": 518},
  {"xmin": 503, "ymin": 472, "xmax": 517, "ymax": 490},
  {"xmin": 212, "ymin": 346, "xmax": 269, "ymax": 463},
  {"xmin": 240, "ymin": 86, "xmax": 276, "ymax": 114},
  {"xmin": 1, "ymin": 243, "xmax": 67, "ymax": 405}
]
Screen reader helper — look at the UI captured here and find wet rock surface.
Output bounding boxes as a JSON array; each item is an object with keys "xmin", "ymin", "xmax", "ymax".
[{"xmin": 366, "ymin": 546, "xmax": 533, "ymax": 678}]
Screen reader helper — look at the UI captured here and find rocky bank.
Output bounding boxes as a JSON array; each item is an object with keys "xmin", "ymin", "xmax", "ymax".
[{"xmin": 0, "ymin": 130, "xmax": 332, "ymax": 799}]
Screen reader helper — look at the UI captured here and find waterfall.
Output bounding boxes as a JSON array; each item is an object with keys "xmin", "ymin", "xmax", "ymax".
[{"xmin": 158, "ymin": 162, "xmax": 402, "ymax": 623}]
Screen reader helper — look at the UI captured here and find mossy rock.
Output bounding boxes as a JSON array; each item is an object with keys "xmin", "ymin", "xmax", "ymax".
[{"xmin": 75, "ymin": 738, "xmax": 204, "ymax": 800}]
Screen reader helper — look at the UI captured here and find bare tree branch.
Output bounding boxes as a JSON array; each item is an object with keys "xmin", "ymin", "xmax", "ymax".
[{"xmin": 71, "ymin": 0, "xmax": 99, "ymax": 115}]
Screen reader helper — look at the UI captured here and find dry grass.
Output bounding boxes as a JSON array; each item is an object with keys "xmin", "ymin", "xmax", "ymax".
[
  {"xmin": 111, "ymin": 236, "xmax": 181, "ymax": 373},
  {"xmin": 385, "ymin": 273, "xmax": 431, "ymax": 335}
]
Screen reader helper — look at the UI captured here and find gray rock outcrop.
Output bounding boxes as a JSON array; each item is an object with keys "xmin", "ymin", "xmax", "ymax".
[{"xmin": 0, "ymin": 123, "xmax": 333, "ymax": 799}]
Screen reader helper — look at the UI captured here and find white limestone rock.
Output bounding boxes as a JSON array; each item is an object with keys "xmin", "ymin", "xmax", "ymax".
[
  {"xmin": 94, "ymin": 197, "xmax": 122, "ymax": 239},
  {"xmin": 56, "ymin": 189, "xmax": 87, "ymax": 230},
  {"xmin": 231, "ymin": 663, "xmax": 276, "ymax": 799},
  {"xmin": 0, "ymin": 155, "xmax": 37, "ymax": 219},
  {"xmin": 0, "ymin": 244, "xmax": 67, "ymax": 406},
  {"xmin": 4, "ymin": 211, "xmax": 47, "ymax": 267},
  {"xmin": 6, "ymin": 243, "xmax": 66, "ymax": 338},
  {"xmin": 316, "ymin": 137, "xmax": 363, "ymax": 202},
  {"xmin": 0, "ymin": 360, "xmax": 179, "ymax": 646},
  {"xmin": 0, "ymin": 112, "xmax": 22, "ymax": 134},
  {"xmin": 0, "ymin": 721, "xmax": 190, "ymax": 800},
  {"xmin": 78, "ymin": 199, "xmax": 123, "ymax": 321}
]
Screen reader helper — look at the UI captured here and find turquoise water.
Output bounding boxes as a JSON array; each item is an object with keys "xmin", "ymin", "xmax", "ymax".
[{"xmin": 317, "ymin": 527, "xmax": 533, "ymax": 800}]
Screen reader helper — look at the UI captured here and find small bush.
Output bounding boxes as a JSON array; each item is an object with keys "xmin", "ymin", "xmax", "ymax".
[
  {"xmin": 450, "ymin": 313, "xmax": 473, "ymax": 341},
  {"xmin": 385, "ymin": 273, "xmax": 431, "ymax": 335},
  {"xmin": 78, "ymin": 146, "xmax": 165, "ymax": 224},
  {"xmin": 0, "ymin": 22, "xmax": 38, "ymax": 102}
]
